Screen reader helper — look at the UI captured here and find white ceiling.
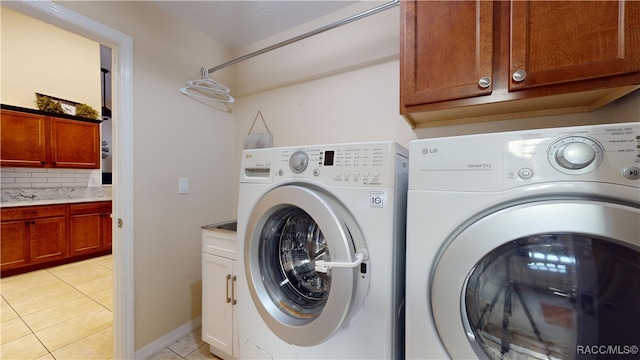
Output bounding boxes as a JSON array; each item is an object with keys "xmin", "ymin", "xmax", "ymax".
[{"xmin": 150, "ymin": 1, "xmax": 359, "ymax": 49}]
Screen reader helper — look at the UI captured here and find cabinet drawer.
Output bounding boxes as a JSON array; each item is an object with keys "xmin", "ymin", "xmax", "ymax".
[
  {"xmin": 202, "ymin": 228, "xmax": 237, "ymax": 260},
  {"xmin": 69, "ymin": 201, "xmax": 112, "ymax": 215},
  {"xmin": 1, "ymin": 205, "xmax": 66, "ymax": 221}
]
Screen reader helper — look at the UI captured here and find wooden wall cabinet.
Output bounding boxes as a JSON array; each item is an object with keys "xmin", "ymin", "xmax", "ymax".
[
  {"xmin": 400, "ymin": 0, "xmax": 640, "ymax": 128},
  {"xmin": 1, "ymin": 108, "xmax": 101, "ymax": 169},
  {"xmin": 1, "ymin": 201, "xmax": 112, "ymax": 276}
]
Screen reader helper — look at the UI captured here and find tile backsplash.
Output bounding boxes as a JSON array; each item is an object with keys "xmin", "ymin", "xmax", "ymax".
[{"xmin": 0, "ymin": 167, "xmax": 101, "ymax": 188}]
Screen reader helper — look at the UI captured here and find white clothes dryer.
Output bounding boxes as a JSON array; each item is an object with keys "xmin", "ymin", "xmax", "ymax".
[
  {"xmin": 406, "ymin": 123, "xmax": 640, "ymax": 359},
  {"xmin": 237, "ymin": 142, "xmax": 408, "ymax": 359}
]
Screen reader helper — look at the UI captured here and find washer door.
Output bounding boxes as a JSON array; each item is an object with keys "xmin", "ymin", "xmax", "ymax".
[
  {"xmin": 432, "ymin": 200, "xmax": 640, "ymax": 359},
  {"xmin": 245, "ymin": 185, "xmax": 368, "ymax": 346}
]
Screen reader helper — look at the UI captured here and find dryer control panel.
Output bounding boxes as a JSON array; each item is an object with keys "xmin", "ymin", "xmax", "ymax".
[
  {"xmin": 409, "ymin": 122, "xmax": 640, "ymax": 191},
  {"xmin": 241, "ymin": 141, "xmax": 408, "ymax": 188}
]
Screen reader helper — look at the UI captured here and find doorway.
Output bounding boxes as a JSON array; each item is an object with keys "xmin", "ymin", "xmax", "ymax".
[{"xmin": 2, "ymin": 1, "xmax": 135, "ymax": 358}]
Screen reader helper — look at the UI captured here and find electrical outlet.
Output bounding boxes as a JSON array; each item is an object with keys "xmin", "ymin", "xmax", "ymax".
[{"xmin": 179, "ymin": 178, "xmax": 189, "ymax": 194}]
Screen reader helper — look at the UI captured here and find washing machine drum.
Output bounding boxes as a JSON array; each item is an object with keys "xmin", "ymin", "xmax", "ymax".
[
  {"xmin": 245, "ymin": 185, "xmax": 368, "ymax": 346},
  {"xmin": 432, "ymin": 200, "xmax": 640, "ymax": 359}
]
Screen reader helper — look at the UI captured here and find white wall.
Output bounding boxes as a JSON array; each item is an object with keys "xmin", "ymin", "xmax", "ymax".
[
  {"xmin": 1, "ymin": 7, "xmax": 101, "ymax": 111},
  {"xmin": 52, "ymin": 1, "xmax": 236, "ymax": 351}
]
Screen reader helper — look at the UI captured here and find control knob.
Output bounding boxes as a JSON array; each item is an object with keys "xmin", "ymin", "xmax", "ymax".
[
  {"xmin": 289, "ymin": 151, "xmax": 309, "ymax": 173},
  {"xmin": 555, "ymin": 142, "xmax": 596, "ymax": 169},
  {"xmin": 548, "ymin": 137, "xmax": 603, "ymax": 174}
]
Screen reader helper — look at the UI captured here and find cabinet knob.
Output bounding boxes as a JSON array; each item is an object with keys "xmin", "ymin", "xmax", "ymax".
[
  {"xmin": 512, "ymin": 70, "xmax": 527, "ymax": 82},
  {"xmin": 478, "ymin": 77, "xmax": 492, "ymax": 89}
]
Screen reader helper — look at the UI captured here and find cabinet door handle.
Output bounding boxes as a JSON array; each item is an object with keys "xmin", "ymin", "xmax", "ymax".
[
  {"xmin": 226, "ymin": 274, "xmax": 231, "ymax": 303},
  {"xmin": 231, "ymin": 275, "xmax": 237, "ymax": 305},
  {"xmin": 512, "ymin": 70, "xmax": 527, "ymax": 82},
  {"xmin": 478, "ymin": 77, "xmax": 491, "ymax": 89}
]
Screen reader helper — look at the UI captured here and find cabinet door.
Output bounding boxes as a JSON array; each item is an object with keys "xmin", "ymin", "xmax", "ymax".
[
  {"xmin": 29, "ymin": 216, "xmax": 66, "ymax": 264},
  {"xmin": 0, "ymin": 110, "xmax": 47, "ymax": 167},
  {"xmin": 510, "ymin": 0, "xmax": 640, "ymax": 91},
  {"xmin": 202, "ymin": 253, "xmax": 235, "ymax": 357},
  {"xmin": 401, "ymin": 0, "xmax": 493, "ymax": 106},
  {"xmin": 102, "ymin": 213, "xmax": 112, "ymax": 249},
  {"xmin": 70, "ymin": 213, "xmax": 103, "ymax": 255},
  {"xmin": 1, "ymin": 221, "xmax": 29, "ymax": 271},
  {"xmin": 50, "ymin": 117, "xmax": 100, "ymax": 169}
]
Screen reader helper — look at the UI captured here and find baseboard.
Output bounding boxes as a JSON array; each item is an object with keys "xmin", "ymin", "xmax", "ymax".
[{"xmin": 134, "ymin": 317, "xmax": 202, "ymax": 360}]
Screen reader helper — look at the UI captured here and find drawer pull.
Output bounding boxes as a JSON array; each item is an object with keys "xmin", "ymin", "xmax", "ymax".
[{"xmin": 226, "ymin": 274, "xmax": 231, "ymax": 303}]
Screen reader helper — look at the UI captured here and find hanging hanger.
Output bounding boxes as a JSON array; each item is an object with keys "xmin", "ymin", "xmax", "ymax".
[{"xmin": 180, "ymin": 67, "xmax": 235, "ymax": 104}]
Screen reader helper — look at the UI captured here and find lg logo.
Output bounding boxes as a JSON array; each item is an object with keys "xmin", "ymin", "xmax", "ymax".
[{"xmin": 422, "ymin": 148, "xmax": 437, "ymax": 155}]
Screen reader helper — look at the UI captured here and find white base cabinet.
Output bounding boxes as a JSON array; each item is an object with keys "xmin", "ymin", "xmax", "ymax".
[{"xmin": 202, "ymin": 222, "xmax": 238, "ymax": 360}]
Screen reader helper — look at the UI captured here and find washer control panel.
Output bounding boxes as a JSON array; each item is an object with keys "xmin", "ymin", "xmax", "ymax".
[
  {"xmin": 242, "ymin": 141, "xmax": 408, "ymax": 188},
  {"xmin": 410, "ymin": 122, "xmax": 640, "ymax": 191}
]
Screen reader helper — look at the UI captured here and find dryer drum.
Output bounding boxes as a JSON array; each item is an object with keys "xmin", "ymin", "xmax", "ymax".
[{"xmin": 465, "ymin": 234, "xmax": 640, "ymax": 360}]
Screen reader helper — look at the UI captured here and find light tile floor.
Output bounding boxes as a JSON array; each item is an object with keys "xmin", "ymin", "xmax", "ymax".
[{"xmin": 1, "ymin": 255, "xmax": 218, "ymax": 360}]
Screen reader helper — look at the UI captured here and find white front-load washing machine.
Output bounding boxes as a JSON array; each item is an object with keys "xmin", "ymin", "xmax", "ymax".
[
  {"xmin": 406, "ymin": 123, "xmax": 640, "ymax": 359},
  {"xmin": 237, "ymin": 141, "xmax": 408, "ymax": 359}
]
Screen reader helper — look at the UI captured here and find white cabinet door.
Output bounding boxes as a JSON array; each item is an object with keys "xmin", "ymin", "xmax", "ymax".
[{"xmin": 202, "ymin": 253, "xmax": 236, "ymax": 357}]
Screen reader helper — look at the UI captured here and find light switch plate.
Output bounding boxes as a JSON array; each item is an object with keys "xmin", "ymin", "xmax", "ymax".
[{"xmin": 179, "ymin": 178, "xmax": 189, "ymax": 194}]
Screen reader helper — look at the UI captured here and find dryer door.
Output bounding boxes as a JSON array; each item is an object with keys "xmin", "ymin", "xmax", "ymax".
[
  {"xmin": 245, "ymin": 185, "xmax": 368, "ymax": 346},
  {"xmin": 431, "ymin": 200, "xmax": 640, "ymax": 359}
]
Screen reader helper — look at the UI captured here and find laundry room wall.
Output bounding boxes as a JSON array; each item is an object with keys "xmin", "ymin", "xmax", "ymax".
[
  {"xmin": 230, "ymin": 1, "xmax": 640, "ymax": 214},
  {"xmin": 51, "ymin": 1, "xmax": 236, "ymax": 351}
]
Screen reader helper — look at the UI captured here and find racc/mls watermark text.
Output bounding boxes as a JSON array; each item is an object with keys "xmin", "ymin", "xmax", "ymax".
[{"xmin": 576, "ymin": 345, "xmax": 639, "ymax": 356}]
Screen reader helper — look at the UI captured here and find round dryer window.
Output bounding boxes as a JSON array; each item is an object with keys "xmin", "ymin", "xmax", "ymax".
[
  {"xmin": 244, "ymin": 185, "xmax": 369, "ymax": 346},
  {"xmin": 465, "ymin": 234, "xmax": 640, "ymax": 360},
  {"xmin": 430, "ymin": 200, "xmax": 640, "ymax": 360}
]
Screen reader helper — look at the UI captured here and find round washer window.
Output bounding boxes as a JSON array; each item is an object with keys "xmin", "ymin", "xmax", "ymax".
[
  {"xmin": 465, "ymin": 234, "xmax": 640, "ymax": 359},
  {"xmin": 259, "ymin": 206, "xmax": 332, "ymax": 320}
]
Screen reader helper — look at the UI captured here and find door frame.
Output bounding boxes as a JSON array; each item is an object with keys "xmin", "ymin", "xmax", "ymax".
[{"xmin": 3, "ymin": 1, "xmax": 136, "ymax": 358}]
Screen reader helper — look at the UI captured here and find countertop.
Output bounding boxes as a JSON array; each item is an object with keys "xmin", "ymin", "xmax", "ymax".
[{"xmin": 1, "ymin": 187, "xmax": 112, "ymax": 208}]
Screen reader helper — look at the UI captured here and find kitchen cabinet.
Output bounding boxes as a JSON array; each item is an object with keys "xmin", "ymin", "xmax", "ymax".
[
  {"xmin": 0, "ymin": 110, "xmax": 47, "ymax": 167},
  {"xmin": 1, "ymin": 201, "xmax": 112, "ymax": 277},
  {"xmin": 202, "ymin": 223, "xmax": 238, "ymax": 360},
  {"xmin": 1, "ymin": 205, "xmax": 67, "ymax": 272},
  {"xmin": 1, "ymin": 107, "xmax": 101, "ymax": 169},
  {"xmin": 400, "ymin": 0, "xmax": 640, "ymax": 128},
  {"xmin": 70, "ymin": 201, "xmax": 112, "ymax": 256},
  {"xmin": 50, "ymin": 117, "xmax": 101, "ymax": 169}
]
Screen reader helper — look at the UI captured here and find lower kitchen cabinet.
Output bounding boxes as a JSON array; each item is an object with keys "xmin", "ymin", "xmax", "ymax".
[
  {"xmin": 0, "ymin": 201, "xmax": 112, "ymax": 277},
  {"xmin": 70, "ymin": 202, "xmax": 112, "ymax": 256}
]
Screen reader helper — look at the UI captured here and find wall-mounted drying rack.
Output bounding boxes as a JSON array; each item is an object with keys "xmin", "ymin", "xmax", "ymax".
[
  {"xmin": 183, "ymin": 0, "xmax": 399, "ymax": 104},
  {"xmin": 206, "ymin": 0, "xmax": 399, "ymax": 75}
]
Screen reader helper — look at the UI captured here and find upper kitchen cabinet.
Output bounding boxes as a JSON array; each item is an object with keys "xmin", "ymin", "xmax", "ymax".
[
  {"xmin": 400, "ymin": 0, "xmax": 640, "ymax": 128},
  {"xmin": 1, "ymin": 108, "xmax": 101, "ymax": 169},
  {"xmin": 50, "ymin": 117, "xmax": 100, "ymax": 169},
  {"xmin": 0, "ymin": 110, "xmax": 47, "ymax": 167}
]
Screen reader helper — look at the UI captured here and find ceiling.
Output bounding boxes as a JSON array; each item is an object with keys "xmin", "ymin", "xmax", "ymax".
[{"xmin": 150, "ymin": 1, "xmax": 359, "ymax": 49}]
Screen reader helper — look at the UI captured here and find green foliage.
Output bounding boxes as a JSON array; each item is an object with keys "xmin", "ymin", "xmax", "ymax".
[
  {"xmin": 35, "ymin": 95, "xmax": 65, "ymax": 114},
  {"xmin": 75, "ymin": 103, "xmax": 100, "ymax": 120}
]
